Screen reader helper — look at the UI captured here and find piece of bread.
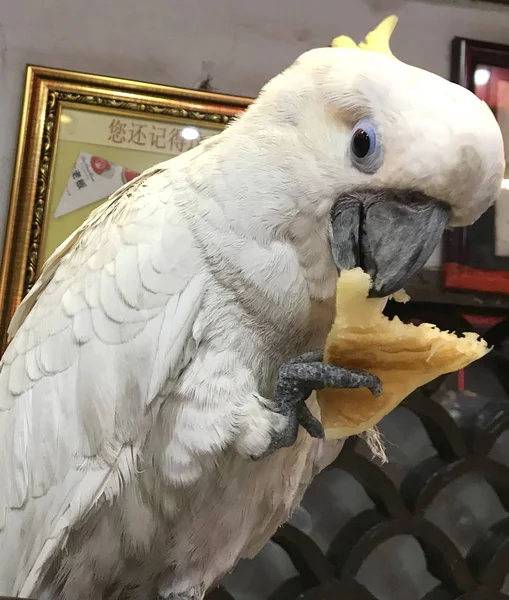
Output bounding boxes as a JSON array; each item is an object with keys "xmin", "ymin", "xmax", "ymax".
[{"xmin": 317, "ymin": 268, "xmax": 488, "ymax": 440}]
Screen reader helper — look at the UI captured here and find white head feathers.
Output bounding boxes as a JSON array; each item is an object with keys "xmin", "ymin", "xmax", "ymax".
[{"xmin": 235, "ymin": 15, "xmax": 505, "ymax": 228}]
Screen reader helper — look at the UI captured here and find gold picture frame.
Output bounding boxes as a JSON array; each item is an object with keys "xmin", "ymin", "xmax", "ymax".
[{"xmin": 0, "ymin": 65, "xmax": 252, "ymax": 349}]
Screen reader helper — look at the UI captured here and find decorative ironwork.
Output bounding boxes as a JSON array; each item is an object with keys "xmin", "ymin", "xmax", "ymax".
[
  {"xmin": 209, "ymin": 305, "xmax": 509, "ymax": 600},
  {"xmin": 1, "ymin": 312, "xmax": 507, "ymax": 600}
]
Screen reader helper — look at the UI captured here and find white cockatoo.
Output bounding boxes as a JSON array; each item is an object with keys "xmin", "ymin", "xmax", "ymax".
[{"xmin": 0, "ymin": 16, "xmax": 504, "ymax": 600}]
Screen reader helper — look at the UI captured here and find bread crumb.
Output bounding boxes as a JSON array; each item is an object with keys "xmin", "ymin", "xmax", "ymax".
[{"xmin": 391, "ymin": 289, "xmax": 411, "ymax": 304}]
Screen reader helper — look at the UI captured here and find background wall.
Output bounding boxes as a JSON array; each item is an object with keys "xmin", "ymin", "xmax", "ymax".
[{"xmin": 1, "ymin": 0, "xmax": 509, "ymax": 265}]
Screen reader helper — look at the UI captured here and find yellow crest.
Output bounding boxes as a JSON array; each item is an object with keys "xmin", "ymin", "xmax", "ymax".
[{"xmin": 331, "ymin": 15, "xmax": 398, "ymax": 58}]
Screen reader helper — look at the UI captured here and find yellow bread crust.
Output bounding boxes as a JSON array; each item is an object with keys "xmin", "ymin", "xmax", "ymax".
[{"xmin": 317, "ymin": 268, "xmax": 488, "ymax": 439}]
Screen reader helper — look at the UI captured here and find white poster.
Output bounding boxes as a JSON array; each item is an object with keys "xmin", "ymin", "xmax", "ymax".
[{"xmin": 54, "ymin": 152, "xmax": 140, "ymax": 219}]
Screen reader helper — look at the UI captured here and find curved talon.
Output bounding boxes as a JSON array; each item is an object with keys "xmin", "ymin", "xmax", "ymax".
[
  {"xmin": 297, "ymin": 403, "xmax": 324, "ymax": 439},
  {"xmin": 344, "ymin": 368, "xmax": 382, "ymax": 396}
]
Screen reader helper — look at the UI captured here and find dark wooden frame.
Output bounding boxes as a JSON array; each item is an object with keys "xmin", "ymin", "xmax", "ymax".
[{"xmin": 443, "ymin": 37, "xmax": 509, "ymax": 296}]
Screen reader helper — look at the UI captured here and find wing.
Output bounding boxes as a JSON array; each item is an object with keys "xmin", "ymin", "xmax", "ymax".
[{"xmin": 0, "ymin": 162, "xmax": 204, "ymax": 597}]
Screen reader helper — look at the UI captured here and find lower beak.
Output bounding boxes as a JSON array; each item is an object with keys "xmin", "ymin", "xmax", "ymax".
[{"xmin": 330, "ymin": 189, "xmax": 450, "ymax": 297}]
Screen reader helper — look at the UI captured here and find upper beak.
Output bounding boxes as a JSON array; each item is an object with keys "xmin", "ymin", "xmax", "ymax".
[{"xmin": 330, "ymin": 189, "xmax": 451, "ymax": 297}]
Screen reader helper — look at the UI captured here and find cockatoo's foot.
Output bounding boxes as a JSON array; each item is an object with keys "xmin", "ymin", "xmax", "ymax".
[{"xmin": 260, "ymin": 350, "xmax": 382, "ymax": 457}]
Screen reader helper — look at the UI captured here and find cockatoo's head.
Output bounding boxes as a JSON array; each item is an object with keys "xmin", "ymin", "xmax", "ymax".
[{"xmin": 225, "ymin": 16, "xmax": 504, "ymax": 297}]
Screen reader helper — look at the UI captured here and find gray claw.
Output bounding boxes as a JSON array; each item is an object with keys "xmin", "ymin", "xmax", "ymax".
[
  {"xmin": 277, "ymin": 362, "xmax": 382, "ymax": 405},
  {"xmin": 297, "ymin": 402, "xmax": 324, "ymax": 438},
  {"xmin": 258, "ymin": 355, "xmax": 382, "ymax": 458}
]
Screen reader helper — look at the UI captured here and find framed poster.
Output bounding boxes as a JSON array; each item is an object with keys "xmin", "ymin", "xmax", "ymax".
[
  {"xmin": 443, "ymin": 38, "xmax": 509, "ymax": 295},
  {"xmin": 0, "ymin": 66, "xmax": 251, "ymax": 348}
]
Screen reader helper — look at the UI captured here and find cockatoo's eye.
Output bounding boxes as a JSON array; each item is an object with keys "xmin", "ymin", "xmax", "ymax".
[
  {"xmin": 349, "ymin": 119, "xmax": 383, "ymax": 174},
  {"xmin": 352, "ymin": 129, "xmax": 371, "ymax": 158}
]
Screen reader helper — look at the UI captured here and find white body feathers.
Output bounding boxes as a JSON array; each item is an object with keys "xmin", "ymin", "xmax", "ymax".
[{"xmin": 0, "ymin": 139, "xmax": 341, "ymax": 599}]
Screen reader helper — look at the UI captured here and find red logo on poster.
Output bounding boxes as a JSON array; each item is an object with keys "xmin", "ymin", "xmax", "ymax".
[
  {"xmin": 91, "ymin": 157, "xmax": 112, "ymax": 175},
  {"xmin": 122, "ymin": 168, "xmax": 139, "ymax": 183}
]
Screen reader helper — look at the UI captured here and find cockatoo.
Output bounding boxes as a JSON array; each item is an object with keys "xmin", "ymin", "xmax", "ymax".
[{"xmin": 0, "ymin": 16, "xmax": 504, "ymax": 600}]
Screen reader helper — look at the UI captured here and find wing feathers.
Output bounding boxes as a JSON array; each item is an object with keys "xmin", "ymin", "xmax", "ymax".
[{"xmin": 0, "ymin": 162, "xmax": 204, "ymax": 596}]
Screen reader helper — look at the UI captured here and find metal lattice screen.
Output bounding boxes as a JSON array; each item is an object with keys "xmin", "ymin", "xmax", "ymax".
[
  {"xmin": 209, "ymin": 309, "xmax": 509, "ymax": 600},
  {"xmin": 1, "ymin": 310, "xmax": 507, "ymax": 600}
]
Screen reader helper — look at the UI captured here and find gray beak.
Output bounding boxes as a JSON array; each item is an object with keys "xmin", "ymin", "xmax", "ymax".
[{"xmin": 331, "ymin": 189, "xmax": 451, "ymax": 297}]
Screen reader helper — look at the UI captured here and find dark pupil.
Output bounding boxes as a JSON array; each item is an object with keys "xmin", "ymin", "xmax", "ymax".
[{"xmin": 352, "ymin": 128, "xmax": 371, "ymax": 158}]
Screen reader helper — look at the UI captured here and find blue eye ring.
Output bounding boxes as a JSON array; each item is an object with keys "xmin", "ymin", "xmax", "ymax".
[{"xmin": 349, "ymin": 119, "xmax": 383, "ymax": 174}]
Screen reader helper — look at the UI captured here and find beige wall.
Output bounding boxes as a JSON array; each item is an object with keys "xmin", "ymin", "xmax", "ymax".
[{"xmin": 1, "ymin": 0, "xmax": 509, "ymax": 266}]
